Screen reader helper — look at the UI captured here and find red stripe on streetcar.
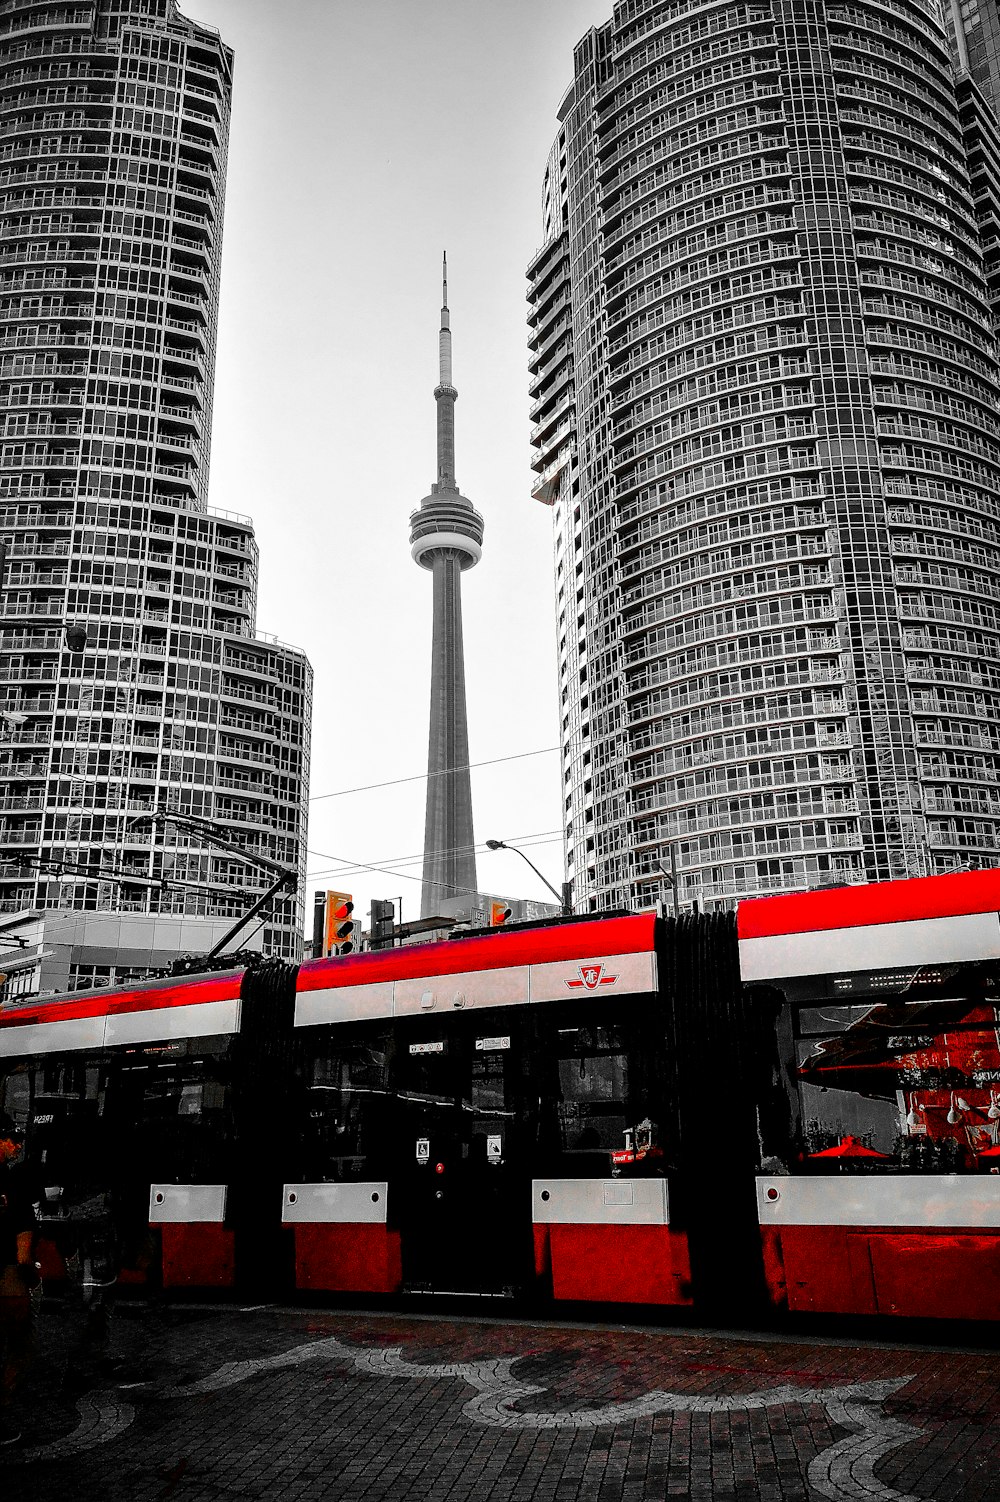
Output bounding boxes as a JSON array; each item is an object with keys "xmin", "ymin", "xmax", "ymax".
[
  {"xmin": 0, "ymin": 970, "xmax": 244, "ymax": 1029},
  {"xmin": 296, "ymin": 914, "xmax": 656, "ymax": 994},
  {"xmin": 736, "ymin": 867, "xmax": 1000, "ymax": 941}
]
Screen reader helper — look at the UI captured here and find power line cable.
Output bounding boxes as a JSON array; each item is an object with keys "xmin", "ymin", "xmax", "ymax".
[
  {"xmin": 308, "ymin": 745, "xmax": 559, "ymax": 803},
  {"xmin": 305, "ymin": 833, "xmax": 567, "ymax": 901},
  {"xmin": 305, "ymin": 842, "xmax": 565, "ymax": 886},
  {"xmin": 305, "ymin": 829, "xmax": 562, "ymax": 883},
  {"xmin": 306, "ymin": 832, "xmax": 564, "ymax": 887},
  {"xmin": 305, "ymin": 848, "xmax": 479, "ymax": 899}
]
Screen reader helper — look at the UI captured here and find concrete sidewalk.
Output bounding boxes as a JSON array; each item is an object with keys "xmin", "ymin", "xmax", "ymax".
[{"xmin": 1, "ymin": 1299, "xmax": 997, "ymax": 1500}]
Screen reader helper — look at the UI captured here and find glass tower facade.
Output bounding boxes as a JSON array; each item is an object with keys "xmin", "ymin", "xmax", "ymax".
[
  {"xmin": 0, "ymin": 0, "xmax": 311, "ymax": 961},
  {"xmin": 529, "ymin": 0, "xmax": 1000, "ymax": 913}
]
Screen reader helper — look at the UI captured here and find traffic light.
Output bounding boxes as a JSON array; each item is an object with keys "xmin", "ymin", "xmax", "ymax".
[
  {"xmin": 323, "ymin": 890, "xmax": 355, "ymax": 956},
  {"xmin": 370, "ymin": 898, "xmax": 395, "ymax": 951},
  {"xmin": 330, "ymin": 899, "xmax": 355, "ymax": 955},
  {"xmin": 490, "ymin": 899, "xmax": 512, "ymax": 927}
]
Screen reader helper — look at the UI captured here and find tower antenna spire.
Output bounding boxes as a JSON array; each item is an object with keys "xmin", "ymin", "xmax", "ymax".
[
  {"xmin": 439, "ymin": 250, "xmax": 451, "ymax": 385},
  {"xmin": 436, "ymin": 250, "xmax": 456, "ymax": 486}
]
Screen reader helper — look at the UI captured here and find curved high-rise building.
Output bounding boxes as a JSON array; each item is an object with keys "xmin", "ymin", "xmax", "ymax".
[
  {"xmin": 0, "ymin": 0, "xmax": 311, "ymax": 966},
  {"xmin": 529, "ymin": 0, "xmax": 1000, "ymax": 913},
  {"xmin": 410, "ymin": 258, "xmax": 484, "ymax": 917}
]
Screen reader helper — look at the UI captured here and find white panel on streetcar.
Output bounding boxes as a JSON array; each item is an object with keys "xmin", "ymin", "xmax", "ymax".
[
  {"xmin": 294, "ymin": 980, "xmax": 394, "ymax": 1029},
  {"xmin": 529, "ymin": 949, "xmax": 657, "ymax": 1005},
  {"xmin": 0, "ymin": 1013, "xmax": 106, "ymax": 1058},
  {"xmin": 756, "ymin": 1174, "xmax": 1000, "ymax": 1227},
  {"xmin": 281, "ymin": 1182, "xmax": 388, "ymax": 1224},
  {"xmin": 532, "ymin": 1178, "xmax": 669, "ymax": 1225},
  {"xmin": 149, "ymin": 1184, "xmax": 228, "ymax": 1223},
  {"xmin": 105, "ymin": 997, "xmax": 240, "ymax": 1048},
  {"xmin": 393, "ymin": 966, "xmax": 530, "ymax": 1015},
  {"xmin": 739, "ymin": 910, "xmax": 1000, "ymax": 982}
]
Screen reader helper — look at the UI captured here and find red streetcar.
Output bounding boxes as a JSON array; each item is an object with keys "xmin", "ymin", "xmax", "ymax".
[{"xmin": 2, "ymin": 867, "xmax": 999, "ymax": 1323}]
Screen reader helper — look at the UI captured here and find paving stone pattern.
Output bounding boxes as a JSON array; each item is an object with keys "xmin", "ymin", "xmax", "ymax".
[{"xmin": 0, "ymin": 1301, "xmax": 997, "ymax": 1501}]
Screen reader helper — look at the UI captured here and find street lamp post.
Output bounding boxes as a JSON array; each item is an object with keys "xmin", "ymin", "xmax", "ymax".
[{"xmin": 485, "ymin": 839, "xmax": 573, "ymax": 916}]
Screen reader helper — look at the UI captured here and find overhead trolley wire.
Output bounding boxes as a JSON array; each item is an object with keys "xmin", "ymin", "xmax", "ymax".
[
  {"xmin": 306, "ymin": 830, "xmax": 564, "ymax": 885},
  {"xmin": 308, "ymin": 745, "xmax": 560, "ymax": 803}
]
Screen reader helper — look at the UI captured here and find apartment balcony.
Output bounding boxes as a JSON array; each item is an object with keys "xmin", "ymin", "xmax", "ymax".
[
  {"xmin": 622, "ymin": 540, "xmax": 830, "ymax": 598},
  {"xmin": 631, "ymin": 727, "xmax": 853, "ymax": 776},
  {"xmin": 0, "ymin": 8, "xmax": 92, "ymax": 37},
  {"xmin": 0, "ymin": 828, "xmax": 43, "ymax": 845},
  {"xmin": 915, "ymin": 724, "xmax": 1000, "ymax": 750},
  {"xmin": 0, "ymin": 600, "xmax": 66, "ymax": 618},
  {"xmin": 866, "ymin": 321, "xmax": 998, "ymax": 384},
  {"xmin": 632, "ymin": 762, "xmax": 853, "ymax": 806},
  {"xmin": 625, "ymin": 661, "xmax": 846, "ymax": 711},
  {"xmin": 0, "ymin": 759, "xmax": 47, "ymax": 776},
  {"xmin": 638, "ymin": 797, "xmax": 862, "ymax": 833},
  {"xmin": 633, "ymin": 830, "xmax": 863, "ymax": 864},
  {"xmin": 906, "ymin": 659, "xmax": 997, "ymax": 687},
  {"xmin": 924, "ymin": 791, "xmax": 1000, "ymax": 815}
]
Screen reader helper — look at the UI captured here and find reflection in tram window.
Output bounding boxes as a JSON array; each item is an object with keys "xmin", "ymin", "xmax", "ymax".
[
  {"xmin": 14, "ymin": 1056, "xmax": 110, "ymax": 1203},
  {"xmin": 470, "ymin": 1051, "xmax": 508, "ymax": 1120},
  {"xmin": 555, "ymin": 1025, "xmax": 632, "ymax": 1158},
  {"xmin": 793, "ymin": 996, "xmax": 1000, "ymax": 1172},
  {"xmin": 119, "ymin": 1039, "xmax": 232, "ymax": 1185},
  {"xmin": 0, "ymin": 1065, "xmax": 30, "ymax": 1133},
  {"xmin": 303, "ymin": 1029, "xmax": 392, "ymax": 1182}
]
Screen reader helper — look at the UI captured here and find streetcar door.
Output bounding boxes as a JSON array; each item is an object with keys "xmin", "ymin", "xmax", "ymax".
[{"xmin": 395, "ymin": 1016, "xmax": 528, "ymax": 1295}]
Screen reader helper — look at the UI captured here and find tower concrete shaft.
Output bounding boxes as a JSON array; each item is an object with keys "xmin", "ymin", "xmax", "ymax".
[{"xmin": 410, "ymin": 257, "xmax": 485, "ymax": 917}]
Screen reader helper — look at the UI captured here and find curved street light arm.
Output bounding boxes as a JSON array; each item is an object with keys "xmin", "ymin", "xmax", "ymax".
[{"xmin": 485, "ymin": 839, "xmax": 571, "ymax": 914}]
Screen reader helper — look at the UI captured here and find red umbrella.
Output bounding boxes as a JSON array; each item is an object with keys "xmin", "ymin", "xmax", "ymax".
[{"xmin": 808, "ymin": 1135, "xmax": 892, "ymax": 1159}]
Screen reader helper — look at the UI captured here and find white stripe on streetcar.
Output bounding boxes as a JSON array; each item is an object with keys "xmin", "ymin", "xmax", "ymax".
[
  {"xmin": 532, "ymin": 1178, "xmax": 669, "ymax": 1226},
  {"xmin": 294, "ymin": 950, "xmax": 656, "ymax": 1029},
  {"xmin": 756, "ymin": 1174, "xmax": 1000, "ymax": 1227},
  {"xmin": 738, "ymin": 910, "xmax": 1000, "ymax": 982},
  {"xmin": 281, "ymin": 1182, "xmax": 388, "ymax": 1224}
]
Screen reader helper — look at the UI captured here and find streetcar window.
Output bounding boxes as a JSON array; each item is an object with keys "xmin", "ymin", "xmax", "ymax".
[
  {"xmin": 556, "ymin": 1025, "xmax": 629, "ymax": 1153},
  {"xmin": 547, "ymin": 1018, "xmax": 665, "ymax": 1169},
  {"xmin": 471, "ymin": 1050, "xmax": 506, "ymax": 1119},
  {"xmin": 302, "ymin": 1029, "xmax": 393, "ymax": 1182},
  {"xmin": 117, "ymin": 1038, "xmax": 233, "ymax": 1184},
  {"xmin": 0, "ymin": 1053, "xmax": 113, "ymax": 1209},
  {"xmin": 0, "ymin": 1068, "xmax": 30, "ymax": 1131},
  {"xmin": 790, "ymin": 996, "xmax": 1000, "ymax": 1171}
]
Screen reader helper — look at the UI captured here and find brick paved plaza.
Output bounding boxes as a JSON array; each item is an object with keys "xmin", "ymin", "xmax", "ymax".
[{"xmin": 1, "ymin": 1300, "xmax": 998, "ymax": 1500}]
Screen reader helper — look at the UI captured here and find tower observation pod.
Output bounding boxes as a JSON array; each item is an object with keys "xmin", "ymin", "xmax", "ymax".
[{"xmin": 410, "ymin": 257, "xmax": 485, "ymax": 918}]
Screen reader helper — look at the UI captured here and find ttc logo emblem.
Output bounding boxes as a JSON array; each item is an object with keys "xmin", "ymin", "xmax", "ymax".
[{"xmin": 565, "ymin": 963, "xmax": 619, "ymax": 991}]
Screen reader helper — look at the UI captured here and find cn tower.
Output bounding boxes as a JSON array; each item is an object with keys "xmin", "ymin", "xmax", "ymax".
[{"xmin": 410, "ymin": 257, "xmax": 485, "ymax": 917}]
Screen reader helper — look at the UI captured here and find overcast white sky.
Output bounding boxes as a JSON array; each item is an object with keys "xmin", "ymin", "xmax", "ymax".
[{"xmin": 186, "ymin": 0, "xmax": 612, "ymax": 930}]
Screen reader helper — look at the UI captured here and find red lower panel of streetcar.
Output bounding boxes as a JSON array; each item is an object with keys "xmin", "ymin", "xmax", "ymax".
[
  {"xmin": 291, "ymin": 1223, "xmax": 402, "ymax": 1294},
  {"xmin": 532, "ymin": 1178, "xmax": 692, "ymax": 1305},
  {"xmin": 149, "ymin": 1184, "xmax": 235, "ymax": 1291},
  {"xmin": 283, "ymin": 1183, "xmax": 401, "ymax": 1294},
  {"xmin": 533, "ymin": 1222, "xmax": 692, "ymax": 1304},
  {"xmin": 159, "ymin": 1223, "xmax": 235, "ymax": 1291},
  {"xmin": 757, "ymin": 1176, "xmax": 1000, "ymax": 1320}
]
